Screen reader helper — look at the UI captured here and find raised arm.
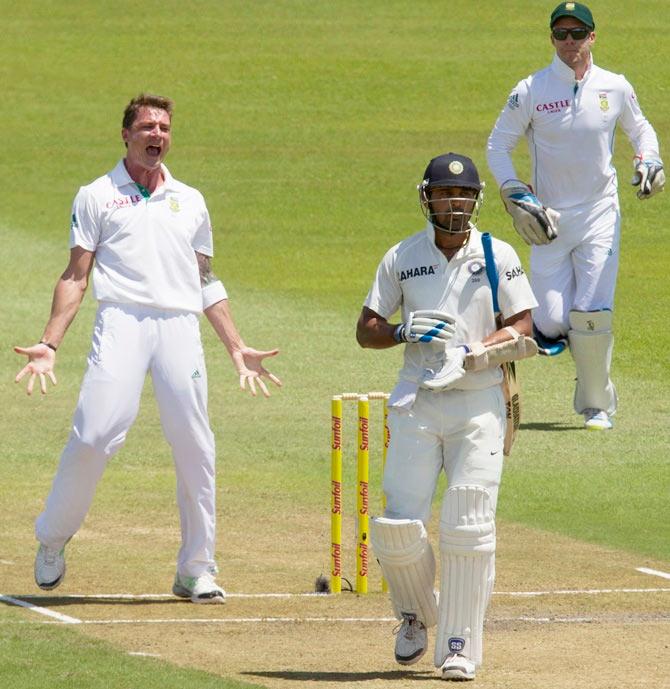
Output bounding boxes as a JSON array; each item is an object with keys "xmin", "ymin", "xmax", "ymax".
[
  {"xmin": 197, "ymin": 252, "xmax": 281, "ymax": 397},
  {"xmin": 14, "ymin": 246, "xmax": 95, "ymax": 395}
]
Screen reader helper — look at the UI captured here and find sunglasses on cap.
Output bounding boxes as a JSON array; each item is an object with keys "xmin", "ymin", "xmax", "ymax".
[{"xmin": 552, "ymin": 27, "xmax": 591, "ymax": 40}]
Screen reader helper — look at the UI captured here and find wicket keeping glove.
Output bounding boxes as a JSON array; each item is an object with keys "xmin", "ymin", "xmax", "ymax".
[
  {"xmin": 501, "ymin": 180, "xmax": 560, "ymax": 245},
  {"xmin": 631, "ymin": 156, "xmax": 665, "ymax": 200},
  {"xmin": 393, "ymin": 310, "xmax": 457, "ymax": 344}
]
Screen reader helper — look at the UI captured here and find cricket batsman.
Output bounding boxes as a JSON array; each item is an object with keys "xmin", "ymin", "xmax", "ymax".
[{"xmin": 356, "ymin": 152, "xmax": 537, "ymax": 680}]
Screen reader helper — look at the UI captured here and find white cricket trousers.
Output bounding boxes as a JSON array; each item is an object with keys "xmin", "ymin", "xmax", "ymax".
[
  {"xmin": 35, "ymin": 302, "xmax": 217, "ymax": 578},
  {"xmin": 531, "ymin": 196, "xmax": 620, "ymax": 338},
  {"xmin": 383, "ymin": 386, "xmax": 506, "ymax": 524}
]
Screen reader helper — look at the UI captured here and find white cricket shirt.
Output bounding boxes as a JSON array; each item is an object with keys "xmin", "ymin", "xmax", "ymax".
[
  {"xmin": 487, "ymin": 54, "xmax": 660, "ymax": 210},
  {"xmin": 364, "ymin": 225, "xmax": 537, "ymax": 390},
  {"xmin": 69, "ymin": 160, "xmax": 214, "ymax": 313}
]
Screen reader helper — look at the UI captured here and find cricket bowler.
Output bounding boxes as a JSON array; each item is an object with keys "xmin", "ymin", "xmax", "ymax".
[{"xmin": 14, "ymin": 94, "xmax": 281, "ymax": 602}]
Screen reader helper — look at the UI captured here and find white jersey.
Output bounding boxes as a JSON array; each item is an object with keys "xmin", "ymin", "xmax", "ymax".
[
  {"xmin": 364, "ymin": 225, "xmax": 537, "ymax": 390},
  {"xmin": 487, "ymin": 54, "xmax": 660, "ymax": 210},
  {"xmin": 69, "ymin": 160, "xmax": 214, "ymax": 313}
]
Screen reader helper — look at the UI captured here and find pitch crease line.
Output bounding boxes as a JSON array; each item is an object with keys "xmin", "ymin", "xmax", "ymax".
[
  {"xmin": 26, "ymin": 614, "xmax": 669, "ymax": 626},
  {"xmin": 14, "ymin": 592, "xmax": 330, "ymax": 600},
  {"xmin": 51, "ymin": 616, "xmax": 398, "ymax": 625},
  {"xmin": 0, "ymin": 594, "xmax": 81, "ymax": 624},
  {"xmin": 494, "ymin": 587, "xmax": 670, "ymax": 596},
  {"xmin": 636, "ymin": 567, "xmax": 670, "ymax": 581},
  {"xmin": 12, "ymin": 587, "xmax": 670, "ymax": 602}
]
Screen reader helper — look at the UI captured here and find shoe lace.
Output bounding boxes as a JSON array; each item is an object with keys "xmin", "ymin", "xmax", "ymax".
[
  {"xmin": 393, "ymin": 614, "xmax": 418, "ymax": 640},
  {"xmin": 42, "ymin": 547, "xmax": 59, "ymax": 565},
  {"xmin": 198, "ymin": 571, "xmax": 216, "ymax": 585},
  {"xmin": 584, "ymin": 408, "xmax": 606, "ymax": 420}
]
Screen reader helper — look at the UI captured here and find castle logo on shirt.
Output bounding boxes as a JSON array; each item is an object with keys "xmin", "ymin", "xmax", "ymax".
[
  {"xmin": 536, "ymin": 99, "xmax": 570, "ymax": 113},
  {"xmin": 398, "ymin": 265, "xmax": 438, "ymax": 282},
  {"xmin": 105, "ymin": 194, "xmax": 144, "ymax": 209},
  {"xmin": 598, "ymin": 92, "xmax": 610, "ymax": 112}
]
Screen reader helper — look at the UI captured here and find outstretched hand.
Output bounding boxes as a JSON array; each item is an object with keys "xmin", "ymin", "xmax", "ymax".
[
  {"xmin": 14, "ymin": 344, "xmax": 58, "ymax": 395},
  {"xmin": 232, "ymin": 347, "xmax": 282, "ymax": 398}
]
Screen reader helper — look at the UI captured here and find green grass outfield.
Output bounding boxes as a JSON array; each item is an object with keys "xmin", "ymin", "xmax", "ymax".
[
  {"xmin": 0, "ymin": 622, "xmax": 263, "ymax": 689},
  {"xmin": 1, "ymin": 1, "xmax": 669, "ymax": 687}
]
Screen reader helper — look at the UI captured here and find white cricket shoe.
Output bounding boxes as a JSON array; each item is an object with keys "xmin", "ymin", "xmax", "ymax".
[
  {"xmin": 172, "ymin": 571, "xmax": 226, "ymax": 604},
  {"xmin": 394, "ymin": 613, "xmax": 427, "ymax": 665},
  {"xmin": 583, "ymin": 408, "xmax": 613, "ymax": 430},
  {"xmin": 440, "ymin": 653, "xmax": 476, "ymax": 681},
  {"xmin": 34, "ymin": 543, "xmax": 67, "ymax": 591}
]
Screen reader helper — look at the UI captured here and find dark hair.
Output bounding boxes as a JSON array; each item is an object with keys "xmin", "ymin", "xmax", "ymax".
[{"xmin": 122, "ymin": 94, "xmax": 174, "ymax": 129}]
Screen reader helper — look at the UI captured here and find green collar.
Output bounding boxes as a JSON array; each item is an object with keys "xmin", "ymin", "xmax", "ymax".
[{"xmin": 135, "ymin": 182, "xmax": 151, "ymax": 199}]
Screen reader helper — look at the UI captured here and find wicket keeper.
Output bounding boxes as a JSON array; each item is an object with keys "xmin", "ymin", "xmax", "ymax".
[{"xmin": 487, "ymin": 2, "xmax": 664, "ymax": 430}]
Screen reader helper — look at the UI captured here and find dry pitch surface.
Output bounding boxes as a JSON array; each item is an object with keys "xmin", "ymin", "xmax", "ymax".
[{"xmin": 2, "ymin": 522, "xmax": 669, "ymax": 689}]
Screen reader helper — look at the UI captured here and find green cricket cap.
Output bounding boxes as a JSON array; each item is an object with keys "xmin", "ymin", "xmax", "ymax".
[{"xmin": 550, "ymin": 2, "xmax": 595, "ymax": 30}]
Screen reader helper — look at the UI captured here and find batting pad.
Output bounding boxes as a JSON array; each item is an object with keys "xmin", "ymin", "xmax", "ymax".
[
  {"xmin": 568, "ymin": 310, "xmax": 617, "ymax": 415},
  {"xmin": 370, "ymin": 517, "xmax": 438, "ymax": 627},
  {"xmin": 434, "ymin": 486, "xmax": 496, "ymax": 668}
]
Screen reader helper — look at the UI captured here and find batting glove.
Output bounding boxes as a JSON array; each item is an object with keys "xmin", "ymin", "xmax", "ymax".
[
  {"xmin": 420, "ymin": 347, "xmax": 467, "ymax": 391},
  {"xmin": 393, "ymin": 310, "xmax": 457, "ymax": 344},
  {"xmin": 631, "ymin": 156, "xmax": 665, "ymax": 200},
  {"xmin": 501, "ymin": 180, "xmax": 560, "ymax": 245}
]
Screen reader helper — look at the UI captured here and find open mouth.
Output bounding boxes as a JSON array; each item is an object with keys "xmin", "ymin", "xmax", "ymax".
[{"xmin": 146, "ymin": 145, "xmax": 161, "ymax": 157}]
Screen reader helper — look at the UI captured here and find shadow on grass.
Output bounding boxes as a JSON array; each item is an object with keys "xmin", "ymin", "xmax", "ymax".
[
  {"xmin": 242, "ymin": 670, "xmax": 436, "ymax": 682},
  {"xmin": 520, "ymin": 422, "xmax": 582, "ymax": 431},
  {"xmin": 3, "ymin": 595, "xmax": 186, "ymax": 607}
]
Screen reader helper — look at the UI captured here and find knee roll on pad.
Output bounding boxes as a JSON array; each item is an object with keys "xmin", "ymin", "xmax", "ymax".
[
  {"xmin": 434, "ymin": 486, "xmax": 496, "ymax": 668},
  {"xmin": 370, "ymin": 517, "xmax": 438, "ymax": 627},
  {"xmin": 568, "ymin": 310, "xmax": 617, "ymax": 415}
]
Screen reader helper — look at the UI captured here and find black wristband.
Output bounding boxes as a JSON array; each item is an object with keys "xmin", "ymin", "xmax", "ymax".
[
  {"xmin": 392, "ymin": 324, "xmax": 406, "ymax": 343},
  {"xmin": 39, "ymin": 341, "xmax": 57, "ymax": 352}
]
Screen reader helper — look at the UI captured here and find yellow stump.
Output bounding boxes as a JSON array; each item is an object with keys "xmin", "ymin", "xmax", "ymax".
[
  {"xmin": 381, "ymin": 396, "xmax": 389, "ymax": 593},
  {"xmin": 356, "ymin": 396, "xmax": 370, "ymax": 594},
  {"xmin": 330, "ymin": 396, "xmax": 343, "ymax": 594}
]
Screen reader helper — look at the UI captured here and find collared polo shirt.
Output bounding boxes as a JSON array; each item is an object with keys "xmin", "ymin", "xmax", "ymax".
[
  {"xmin": 364, "ymin": 225, "xmax": 537, "ymax": 390},
  {"xmin": 487, "ymin": 54, "xmax": 660, "ymax": 210},
  {"xmin": 69, "ymin": 160, "xmax": 213, "ymax": 313}
]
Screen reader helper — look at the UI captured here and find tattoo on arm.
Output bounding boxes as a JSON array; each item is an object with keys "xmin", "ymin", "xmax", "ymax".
[{"xmin": 196, "ymin": 252, "xmax": 219, "ymax": 287}]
